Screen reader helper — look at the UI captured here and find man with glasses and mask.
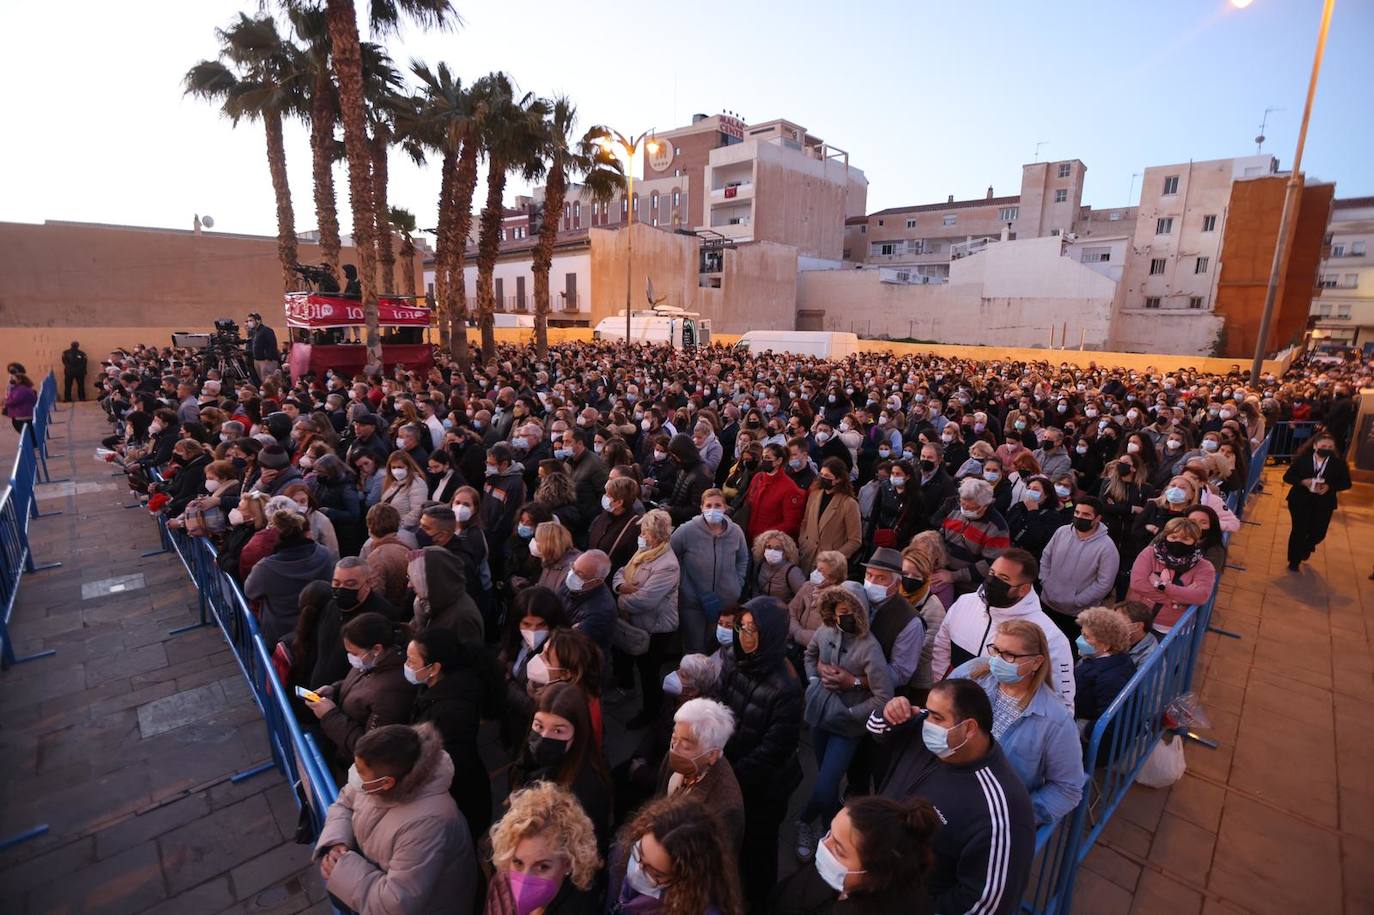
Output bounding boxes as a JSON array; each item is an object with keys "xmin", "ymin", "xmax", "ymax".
[
  {"xmin": 866, "ymin": 678, "xmax": 1035, "ymax": 915},
  {"xmin": 932, "ymin": 549, "xmax": 1075, "ymax": 713}
]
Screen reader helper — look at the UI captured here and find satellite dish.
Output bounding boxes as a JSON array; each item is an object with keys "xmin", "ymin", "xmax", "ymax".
[{"xmin": 201, "ymin": 215, "xmax": 215, "ymax": 228}]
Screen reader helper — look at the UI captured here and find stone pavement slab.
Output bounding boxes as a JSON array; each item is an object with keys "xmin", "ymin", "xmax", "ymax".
[{"xmin": 0, "ymin": 405, "xmax": 324, "ymax": 915}]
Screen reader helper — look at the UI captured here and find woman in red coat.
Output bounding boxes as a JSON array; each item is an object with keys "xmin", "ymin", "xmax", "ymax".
[{"xmin": 743, "ymin": 443, "xmax": 805, "ymax": 542}]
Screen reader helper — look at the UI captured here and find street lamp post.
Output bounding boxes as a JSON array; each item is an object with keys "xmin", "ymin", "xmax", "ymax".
[
  {"xmin": 598, "ymin": 129, "xmax": 660, "ymax": 345},
  {"xmin": 1248, "ymin": 0, "xmax": 1336, "ymax": 385}
]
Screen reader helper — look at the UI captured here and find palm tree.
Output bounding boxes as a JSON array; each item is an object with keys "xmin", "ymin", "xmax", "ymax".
[
  {"xmin": 473, "ymin": 73, "xmax": 548, "ymax": 362},
  {"xmin": 388, "ymin": 206, "xmax": 419, "ymax": 297},
  {"xmin": 186, "ymin": 13, "xmax": 306, "ymax": 291},
  {"xmin": 531, "ymin": 99, "xmax": 622, "ymax": 357},
  {"xmin": 359, "ymin": 43, "xmax": 404, "ymax": 295},
  {"xmin": 322, "ymin": 0, "xmax": 456, "ymax": 368},
  {"xmin": 286, "ymin": 5, "xmax": 342, "ymax": 275},
  {"xmin": 400, "ymin": 61, "xmax": 474, "ymax": 362}
]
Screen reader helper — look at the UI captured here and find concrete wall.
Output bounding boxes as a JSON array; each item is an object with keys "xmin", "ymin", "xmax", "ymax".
[
  {"xmin": 461, "ymin": 251, "xmax": 590, "ymax": 316},
  {"xmin": 1108, "ymin": 311, "xmax": 1226, "ymax": 357},
  {"xmin": 589, "ymin": 224, "xmax": 796, "ymax": 334},
  {"xmin": 0, "ymin": 220, "xmax": 422, "ymax": 381},
  {"xmin": 797, "ymin": 236, "xmax": 1117, "ymax": 347}
]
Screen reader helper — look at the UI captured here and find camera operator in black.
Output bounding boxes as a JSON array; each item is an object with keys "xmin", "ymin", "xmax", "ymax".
[
  {"xmin": 246, "ymin": 313, "xmax": 279, "ymax": 383},
  {"xmin": 342, "ymin": 264, "xmax": 361, "ymax": 297}
]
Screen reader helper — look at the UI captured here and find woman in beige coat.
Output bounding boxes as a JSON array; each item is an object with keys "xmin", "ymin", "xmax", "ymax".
[
  {"xmin": 379, "ymin": 451, "xmax": 428, "ymax": 531},
  {"xmin": 315, "ymin": 723, "xmax": 478, "ymax": 914},
  {"xmin": 796, "ymin": 457, "xmax": 862, "ymax": 571}
]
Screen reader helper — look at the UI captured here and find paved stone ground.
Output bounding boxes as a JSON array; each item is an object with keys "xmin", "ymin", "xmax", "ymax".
[
  {"xmin": 4, "ymin": 404, "xmax": 1371, "ymax": 914},
  {"xmin": 1069, "ymin": 469, "xmax": 1374, "ymax": 915},
  {"xmin": 0, "ymin": 404, "xmax": 330, "ymax": 914}
]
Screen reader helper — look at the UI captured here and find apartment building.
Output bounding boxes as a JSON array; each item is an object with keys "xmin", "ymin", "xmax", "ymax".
[
  {"xmin": 844, "ymin": 160, "xmax": 1133, "ymax": 281},
  {"xmin": 1310, "ymin": 197, "xmax": 1374, "ymax": 347}
]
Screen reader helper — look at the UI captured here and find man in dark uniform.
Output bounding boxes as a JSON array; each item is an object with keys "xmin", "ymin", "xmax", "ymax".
[{"xmin": 61, "ymin": 341, "xmax": 88, "ymax": 402}]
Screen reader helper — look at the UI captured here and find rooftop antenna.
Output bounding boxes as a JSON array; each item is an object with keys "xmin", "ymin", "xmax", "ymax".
[
  {"xmin": 1033, "ymin": 141, "xmax": 1049, "ymax": 162},
  {"xmin": 1255, "ymin": 106, "xmax": 1283, "ymax": 154},
  {"xmin": 1127, "ymin": 173, "xmax": 1140, "ymax": 205}
]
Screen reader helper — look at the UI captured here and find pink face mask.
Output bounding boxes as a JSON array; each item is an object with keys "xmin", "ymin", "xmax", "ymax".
[{"xmin": 507, "ymin": 870, "xmax": 561, "ymax": 915}]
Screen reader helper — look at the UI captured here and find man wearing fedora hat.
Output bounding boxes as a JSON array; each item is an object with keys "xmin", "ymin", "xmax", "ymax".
[{"xmin": 861, "ymin": 547, "xmax": 926, "ymax": 698}]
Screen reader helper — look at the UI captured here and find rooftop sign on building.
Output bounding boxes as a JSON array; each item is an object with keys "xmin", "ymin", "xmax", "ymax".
[{"xmin": 719, "ymin": 114, "xmax": 746, "ymax": 140}]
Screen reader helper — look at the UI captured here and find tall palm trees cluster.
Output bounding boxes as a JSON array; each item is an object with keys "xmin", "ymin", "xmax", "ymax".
[{"xmin": 185, "ymin": 1, "xmax": 623, "ymax": 363}]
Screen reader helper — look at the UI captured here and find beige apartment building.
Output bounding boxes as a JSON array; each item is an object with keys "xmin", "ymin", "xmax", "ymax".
[
  {"xmin": 1310, "ymin": 196, "xmax": 1374, "ymax": 348},
  {"xmin": 844, "ymin": 159, "xmax": 1136, "ymax": 281}
]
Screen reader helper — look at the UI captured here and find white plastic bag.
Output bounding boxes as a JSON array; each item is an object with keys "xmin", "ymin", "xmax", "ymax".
[{"xmin": 1135, "ymin": 733, "xmax": 1186, "ymax": 788}]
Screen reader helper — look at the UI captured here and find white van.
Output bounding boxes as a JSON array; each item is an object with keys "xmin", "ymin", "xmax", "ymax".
[
  {"xmin": 733, "ymin": 330, "xmax": 861, "ymax": 359},
  {"xmin": 593, "ymin": 308, "xmax": 712, "ymax": 350},
  {"xmin": 491, "ymin": 313, "xmax": 536, "ymax": 328}
]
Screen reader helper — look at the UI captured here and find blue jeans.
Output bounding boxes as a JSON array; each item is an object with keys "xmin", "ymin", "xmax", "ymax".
[{"xmin": 801, "ymin": 727, "xmax": 860, "ymax": 824}]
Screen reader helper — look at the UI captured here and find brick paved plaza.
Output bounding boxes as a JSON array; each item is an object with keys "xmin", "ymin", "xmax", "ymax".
[{"xmin": 0, "ymin": 403, "xmax": 1370, "ymax": 914}]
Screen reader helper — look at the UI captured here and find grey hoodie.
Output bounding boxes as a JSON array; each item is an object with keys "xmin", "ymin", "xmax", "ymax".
[
  {"xmin": 1038, "ymin": 521, "xmax": 1120, "ymax": 616},
  {"xmin": 669, "ymin": 514, "xmax": 750, "ymax": 613}
]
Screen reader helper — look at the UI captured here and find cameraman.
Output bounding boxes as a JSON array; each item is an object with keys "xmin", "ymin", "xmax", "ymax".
[{"xmin": 245, "ymin": 312, "xmax": 279, "ymax": 383}]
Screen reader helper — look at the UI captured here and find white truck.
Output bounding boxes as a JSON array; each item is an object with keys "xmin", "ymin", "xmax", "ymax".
[
  {"xmin": 733, "ymin": 330, "xmax": 861, "ymax": 359},
  {"xmin": 593, "ymin": 307, "xmax": 712, "ymax": 350},
  {"xmin": 491, "ymin": 313, "xmax": 536, "ymax": 328}
]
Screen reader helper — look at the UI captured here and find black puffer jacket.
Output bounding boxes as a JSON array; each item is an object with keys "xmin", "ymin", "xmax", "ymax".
[
  {"xmin": 665, "ymin": 434, "xmax": 712, "ymax": 526},
  {"xmin": 714, "ymin": 596, "xmax": 803, "ymax": 797},
  {"xmin": 162, "ymin": 452, "xmax": 211, "ymax": 517},
  {"xmin": 411, "ymin": 665, "xmax": 492, "ymax": 839}
]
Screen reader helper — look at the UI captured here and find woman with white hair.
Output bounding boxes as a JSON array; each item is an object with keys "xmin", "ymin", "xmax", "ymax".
[
  {"xmin": 929, "ymin": 477, "xmax": 1011, "ymax": 596},
  {"xmin": 612, "ymin": 509, "xmax": 681, "ymax": 729},
  {"xmin": 655, "ymin": 697, "xmax": 745, "ymax": 851}
]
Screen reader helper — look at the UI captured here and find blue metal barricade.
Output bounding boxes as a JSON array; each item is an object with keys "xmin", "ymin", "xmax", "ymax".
[
  {"xmin": 1267, "ymin": 421, "xmax": 1320, "ymax": 462},
  {"xmin": 153, "ymin": 521, "xmax": 339, "ymax": 848}
]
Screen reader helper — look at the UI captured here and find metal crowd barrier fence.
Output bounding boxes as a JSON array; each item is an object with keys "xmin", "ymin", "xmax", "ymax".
[
  {"xmin": 1023, "ymin": 432, "xmax": 1269, "ymax": 912},
  {"xmin": 143, "ymin": 503, "xmax": 339, "ymax": 853},
  {"xmin": 0, "ymin": 376, "xmax": 62, "ymax": 852},
  {"xmin": 1266, "ymin": 420, "xmax": 1320, "ymax": 463}
]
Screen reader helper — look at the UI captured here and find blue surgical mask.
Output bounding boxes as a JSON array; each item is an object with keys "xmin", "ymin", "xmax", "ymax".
[
  {"xmin": 554, "ymin": 447, "xmax": 572, "ymax": 460},
  {"xmin": 715, "ymin": 625, "xmax": 734, "ymax": 646},
  {"xmin": 517, "ymin": 524, "xmax": 534, "ymax": 539},
  {"xmin": 662, "ymin": 670, "xmax": 683, "ymax": 696},
  {"xmin": 1076, "ymin": 635, "xmax": 1098, "ymax": 657},
  {"xmin": 864, "ymin": 581, "xmax": 889, "ymax": 603},
  {"xmin": 1164, "ymin": 486, "xmax": 1187, "ymax": 505},
  {"xmin": 1025, "ymin": 489, "xmax": 1043, "ymax": 504},
  {"xmin": 988, "ymin": 655, "xmax": 1026, "ymax": 684},
  {"xmin": 983, "ymin": 470, "xmax": 1001, "ymax": 483},
  {"xmin": 1054, "ymin": 485, "xmax": 1073, "ymax": 499},
  {"xmin": 921, "ymin": 718, "xmax": 965, "ymax": 759},
  {"xmin": 702, "ymin": 508, "xmax": 725, "ymax": 525}
]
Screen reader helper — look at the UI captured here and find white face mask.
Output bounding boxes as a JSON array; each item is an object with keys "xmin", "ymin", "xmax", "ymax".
[
  {"xmin": 455, "ymin": 504, "xmax": 473, "ymax": 523},
  {"xmin": 809, "ymin": 568, "xmax": 826, "ymax": 586},
  {"xmin": 601, "ymin": 494, "xmax": 615, "ymax": 512},
  {"xmin": 528, "ymin": 539, "xmax": 542, "ymax": 558},
  {"xmin": 764, "ymin": 548, "xmax": 784, "ymax": 565},
  {"xmin": 346, "ymin": 650, "xmax": 374, "ymax": 672},
  {"xmin": 636, "ymin": 535, "xmax": 649, "ymax": 552},
  {"xmin": 204, "ymin": 478, "xmax": 221, "ymax": 493},
  {"xmin": 390, "ymin": 467, "xmax": 408, "ymax": 481},
  {"xmin": 565, "ymin": 569, "xmax": 586, "ymax": 592},
  {"xmin": 521, "ymin": 628, "xmax": 550, "ymax": 652},
  {"xmin": 814, "ymin": 834, "xmax": 863, "ymax": 893},
  {"xmin": 625, "ymin": 844, "xmax": 665, "ymax": 900},
  {"xmin": 228, "ymin": 508, "xmax": 246, "ymax": 526}
]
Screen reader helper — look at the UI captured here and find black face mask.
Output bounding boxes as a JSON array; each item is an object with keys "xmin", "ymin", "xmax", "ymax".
[
  {"xmin": 817, "ymin": 477, "xmax": 834, "ymax": 491},
  {"xmin": 1117, "ymin": 461, "xmax": 1132, "ymax": 475},
  {"xmin": 837, "ymin": 615, "xmax": 859, "ymax": 634},
  {"xmin": 527, "ymin": 733, "xmax": 569, "ymax": 769},
  {"xmin": 983, "ymin": 576, "xmax": 1020, "ymax": 608},
  {"xmin": 414, "ymin": 530, "xmax": 433, "ymax": 548},
  {"xmin": 1073, "ymin": 517, "xmax": 1095, "ymax": 533},
  {"xmin": 332, "ymin": 586, "xmax": 361, "ymax": 610},
  {"xmin": 1315, "ymin": 447, "xmax": 1334, "ymax": 458},
  {"xmin": 919, "ymin": 459, "xmax": 936, "ymax": 473},
  {"xmin": 1165, "ymin": 539, "xmax": 1195, "ymax": 557},
  {"xmin": 759, "ymin": 461, "xmax": 775, "ymax": 473},
  {"xmin": 901, "ymin": 575, "xmax": 924, "ymax": 594}
]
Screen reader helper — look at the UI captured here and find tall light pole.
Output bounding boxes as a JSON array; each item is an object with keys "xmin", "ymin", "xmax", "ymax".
[
  {"xmin": 597, "ymin": 129, "xmax": 660, "ymax": 344},
  {"xmin": 1248, "ymin": 0, "xmax": 1336, "ymax": 385}
]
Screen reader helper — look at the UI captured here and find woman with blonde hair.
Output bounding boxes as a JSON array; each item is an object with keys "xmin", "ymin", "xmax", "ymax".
[
  {"xmin": 752, "ymin": 529, "xmax": 806, "ymax": 604},
  {"xmin": 788, "ymin": 550, "xmax": 847, "ymax": 650},
  {"xmin": 379, "ymin": 450, "xmax": 427, "ymax": 530},
  {"xmin": 535, "ymin": 460, "xmax": 580, "ymax": 527},
  {"xmin": 229, "ymin": 490, "xmax": 277, "ymax": 581},
  {"xmin": 954, "ymin": 439, "xmax": 995, "ymax": 480},
  {"xmin": 612, "ymin": 509, "xmax": 681, "ymax": 728},
  {"xmin": 1073, "ymin": 606, "xmax": 1136, "ymax": 731},
  {"xmin": 949, "ymin": 620, "xmax": 1082, "ymax": 825},
  {"xmin": 485, "ymin": 781, "xmax": 603, "ymax": 915},
  {"xmin": 531, "ymin": 520, "xmax": 580, "ymax": 597},
  {"xmin": 1126, "ymin": 516, "xmax": 1216, "ymax": 633},
  {"xmin": 899, "ymin": 539, "xmax": 948, "ymax": 697},
  {"xmin": 1131, "ymin": 474, "xmax": 1198, "ymax": 555}
]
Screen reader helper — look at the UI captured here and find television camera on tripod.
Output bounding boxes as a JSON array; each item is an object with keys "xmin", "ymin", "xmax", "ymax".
[{"xmin": 169, "ymin": 318, "xmax": 253, "ymax": 383}]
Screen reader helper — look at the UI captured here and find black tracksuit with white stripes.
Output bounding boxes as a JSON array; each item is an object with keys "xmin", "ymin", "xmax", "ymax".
[{"xmin": 869, "ymin": 712, "xmax": 1034, "ymax": 915}]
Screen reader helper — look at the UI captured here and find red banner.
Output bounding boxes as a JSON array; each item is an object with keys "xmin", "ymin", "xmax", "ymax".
[{"xmin": 283, "ymin": 293, "xmax": 431, "ymax": 328}]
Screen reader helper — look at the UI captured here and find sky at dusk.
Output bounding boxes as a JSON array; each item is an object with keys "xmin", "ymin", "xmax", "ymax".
[{"xmin": 2, "ymin": 0, "xmax": 1370, "ymax": 241}]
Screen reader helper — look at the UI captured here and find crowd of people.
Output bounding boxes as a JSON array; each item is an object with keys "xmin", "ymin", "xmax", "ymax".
[{"xmin": 88, "ymin": 319, "xmax": 1366, "ymax": 915}]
